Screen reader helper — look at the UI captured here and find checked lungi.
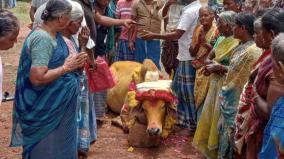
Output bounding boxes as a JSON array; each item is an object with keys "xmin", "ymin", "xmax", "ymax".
[
  {"xmin": 172, "ymin": 61, "xmax": 197, "ymax": 132},
  {"xmin": 114, "ymin": 39, "xmax": 135, "ymax": 62}
]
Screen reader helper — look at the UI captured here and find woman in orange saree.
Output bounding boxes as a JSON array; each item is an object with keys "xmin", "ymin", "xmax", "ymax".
[{"xmin": 190, "ymin": 6, "xmax": 220, "ymax": 111}]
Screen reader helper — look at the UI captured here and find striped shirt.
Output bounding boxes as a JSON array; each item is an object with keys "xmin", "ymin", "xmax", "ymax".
[{"xmin": 116, "ymin": 0, "xmax": 134, "ymax": 40}]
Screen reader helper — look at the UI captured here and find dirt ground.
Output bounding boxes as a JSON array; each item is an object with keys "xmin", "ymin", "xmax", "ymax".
[{"xmin": 0, "ymin": 21, "xmax": 204, "ymax": 159}]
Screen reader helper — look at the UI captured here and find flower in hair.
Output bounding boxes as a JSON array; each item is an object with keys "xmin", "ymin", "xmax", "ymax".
[
  {"xmin": 41, "ymin": 9, "xmax": 49, "ymax": 20},
  {"xmin": 43, "ymin": 10, "xmax": 49, "ymax": 16}
]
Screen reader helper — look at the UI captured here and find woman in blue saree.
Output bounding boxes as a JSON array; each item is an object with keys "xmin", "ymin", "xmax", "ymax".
[
  {"xmin": 10, "ymin": 0, "xmax": 88, "ymax": 158},
  {"xmin": 61, "ymin": 1, "xmax": 97, "ymax": 156}
]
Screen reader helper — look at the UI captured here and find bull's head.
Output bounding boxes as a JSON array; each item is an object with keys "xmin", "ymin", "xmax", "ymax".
[
  {"xmin": 136, "ymin": 88, "xmax": 176, "ymax": 137},
  {"xmin": 142, "ymin": 99, "xmax": 166, "ymax": 136}
]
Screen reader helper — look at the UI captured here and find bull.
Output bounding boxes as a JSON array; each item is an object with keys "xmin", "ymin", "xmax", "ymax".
[{"xmin": 107, "ymin": 60, "xmax": 176, "ymax": 147}]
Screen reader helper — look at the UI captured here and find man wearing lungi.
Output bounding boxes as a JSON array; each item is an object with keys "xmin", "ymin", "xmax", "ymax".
[{"xmin": 141, "ymin": 0, "xmax": 201, "ymax": 134}]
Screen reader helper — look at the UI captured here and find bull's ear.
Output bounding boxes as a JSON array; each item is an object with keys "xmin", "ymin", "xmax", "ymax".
[
  {"xmin": 166, "ymin": 103, "xmax": 177, "ymax": 117},
  {"xmin": 162, "ymin": 103, "xmax": 177, "ymax": 138}
]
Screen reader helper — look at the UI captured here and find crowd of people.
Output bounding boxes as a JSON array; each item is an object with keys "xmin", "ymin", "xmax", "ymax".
[{"xmin": 0, "ymin": 0, "xmax": 284, "ymax": 158}]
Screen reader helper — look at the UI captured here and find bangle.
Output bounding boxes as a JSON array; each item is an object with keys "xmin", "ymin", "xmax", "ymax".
[{"xmin": 62, "ymin": 65, "xmax": 67, "ymax": 74}]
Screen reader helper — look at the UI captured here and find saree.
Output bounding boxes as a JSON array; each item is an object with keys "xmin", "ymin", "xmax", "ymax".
[
  {"xmin": 234, "ymin": 48, "xmax": 271, "ymax": 158},
  {"xmin": 192, "ymin": 22, "xmax": 220, "ymax": 109},
  {"xmin": 63, "ymin": 37, "xmax": 97, "ymax": 152},
  {"xmin": 10, "ymin": 32, "xmax": 79, "ymax": 159},
  {"xmin": 259, "ymin": 96, "xmax": 284, "ymax": 159},
  {"xmin": 106, "ymin": 0, "xmax": 116, "ymax": 53},
  {"xmin": 244, "ymin": 55, "xmax": 273, "ymax": 159},
  {"xmin": 106, "ymin": 0, "xmax": 121, "ymax": 63},
  {"xmin": 77, "ymin": 71, "xmax": 97, "ymax": 151},
  {"xmin": 193, "ymin": 36, "xmax": 239, "ymax": 159},
  {"xmin": 218, "ymin": 41, "xmax": 261, "ymax": 159}
]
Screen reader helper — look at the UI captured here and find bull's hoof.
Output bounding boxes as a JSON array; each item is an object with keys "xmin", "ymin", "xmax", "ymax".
[
  {"xmin": 111, "ymin": 116, "xmax": 129, "ymax": 133},
  {"xmin": 111, "ymin": 117, "xmax": 123, "ymax": 128}
]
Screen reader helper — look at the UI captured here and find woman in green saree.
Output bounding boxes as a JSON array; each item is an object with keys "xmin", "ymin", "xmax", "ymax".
[
  {"xmin": 217, "ymin": 12, "xmax": 261, "ymax": 159},
  {"xmin": 193, "ymin": 11, "xmax": 239, "ymax": 159}
]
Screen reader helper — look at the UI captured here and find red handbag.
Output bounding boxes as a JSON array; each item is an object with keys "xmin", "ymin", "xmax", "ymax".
[{"xmin": 85, "ymin": 56, "xmax": 116, "ymax": 92}]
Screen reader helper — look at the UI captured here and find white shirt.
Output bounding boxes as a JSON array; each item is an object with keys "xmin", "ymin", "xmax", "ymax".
[
  {"xmin": 176, "ymin": 0, "xmax": 201, "ymax": 61},
  {"xmin": 158, "ymin": 2, "xmax": 186, "ymax": 32}
]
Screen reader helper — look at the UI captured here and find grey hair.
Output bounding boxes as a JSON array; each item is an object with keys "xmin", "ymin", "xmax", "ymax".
[
  {"xmin": 41, "ymin": 0, "xmax": 72, "ymax": 21},
  {"xmin": 272, "ymin": 33, "xmax": 284, "ymax": 63},
  {"xmin": 218, "ymin": 11, "xmax": 237, "ymax": 28},
  {"xmin": 69, "ymin": 0, "xmax": 84, "ymax": 21},
  {"xmin": 0, "ymin": 9, "xmax": 19, "ymax": 37},
  {"xmin": 199, "ymin": 6, "xmax": 215, "ymax": 14}
]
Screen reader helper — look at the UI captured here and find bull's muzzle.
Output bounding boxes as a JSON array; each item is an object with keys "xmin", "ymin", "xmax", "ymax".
[{"xmin": 147, "ymin": 127, "xmax": 162, "ymax": 136}]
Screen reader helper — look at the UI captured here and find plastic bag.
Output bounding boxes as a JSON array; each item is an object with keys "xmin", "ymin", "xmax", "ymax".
[{"xmin": 85, "ymin": 56, "xmax": 116, "ymax": 92}]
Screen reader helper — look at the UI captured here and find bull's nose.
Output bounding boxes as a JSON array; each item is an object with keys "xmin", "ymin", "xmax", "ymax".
[{"xmin": 147, "ymin": 128, "xmax": 161, "ymax": 136}]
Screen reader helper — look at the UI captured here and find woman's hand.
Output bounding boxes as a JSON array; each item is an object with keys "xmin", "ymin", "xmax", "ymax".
[
  {"xmin": 63, "ymin": 52, "xmax": 88, "ymax": 72},
  {"xmin": 78, "ymin": 26, "xmax": 90, "ymax": 48},
  {"xmin": 204, "ymin": 58, "xmax": 213, "ymax": 65},
  {"xmin": 202, "ymin": 64, "xmax": 216, "ymax": 76},
  {"xmin": 85, "ymin": 49, "xmax": 96, "ymax": 70},
  {"xmin": 202, "ymin": 62, "xmax": 226, "ymax": 76},
  {"xmin": 29, "ymin": 52, "xmax": 87, "ymax": 86}
]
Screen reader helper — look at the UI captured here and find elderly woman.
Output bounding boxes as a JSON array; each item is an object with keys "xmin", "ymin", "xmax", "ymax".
[
  {"xmin": 193, "ymin": 11, "xmax": 240, "ymax": 159},
  {"xmin": 60, "ymin": 1, "xmax": 97, "ymax": 157},
  {"xmin": 216, "ymin": 12, "xmax": 261, "ymax": 158},
  {"xmin": 234, "ymin": 8, "xmax": 284, "ymax": 159},
  {"xmin": 190, "ymin": 6, "xmax": 220, "ymax": 113},
  {"xmin": 0, "ymin": 9, "xmax": 19, "ymax": 104},
  {"xmin": 10, "ymin": 0, "xmax": 88, "ymax": 158}
]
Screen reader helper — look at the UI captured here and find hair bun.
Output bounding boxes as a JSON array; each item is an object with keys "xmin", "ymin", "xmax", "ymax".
[{"xmin": 41, "ymin": 9, "xmax": 49, "ymax": 20}]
